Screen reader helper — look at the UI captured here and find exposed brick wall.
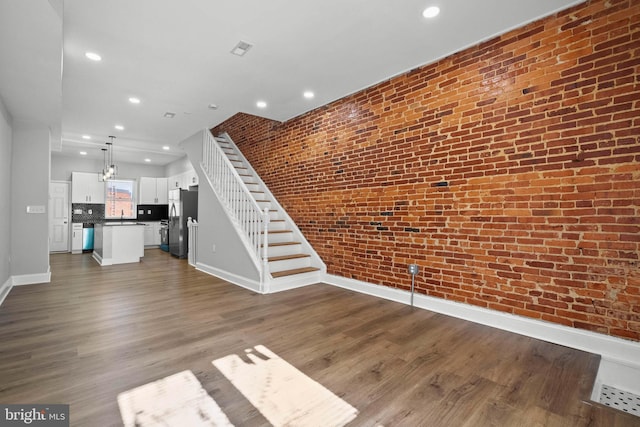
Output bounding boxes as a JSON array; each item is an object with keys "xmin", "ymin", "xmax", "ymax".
[{"xmin": 213, "ymin": 0, "xmax": 640, "ymax": 341}]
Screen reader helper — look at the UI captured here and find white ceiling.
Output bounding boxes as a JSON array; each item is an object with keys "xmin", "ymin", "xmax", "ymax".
[{"xmin": 2, "ymin": 0, "xmax": 586, "ymax": 166}]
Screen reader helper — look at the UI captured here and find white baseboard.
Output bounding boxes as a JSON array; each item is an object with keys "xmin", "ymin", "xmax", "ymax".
[
  {"xmin": 11, "ymin": 271, "xmax": 51, "ymax": 286},
  {"xmin": 92, "ymin": 251, "xmax": 110, "ymax": 266},
  {"xmin": 0, "ymin": 277, "xmax": 12, "ymax": 306},
  {"xmin": 323, "ymin": 274, "xmax": 640, "ymax": 396},
  {"xmin": 196, "ymin": 262, "xmax": 261, "ymax": 294}
]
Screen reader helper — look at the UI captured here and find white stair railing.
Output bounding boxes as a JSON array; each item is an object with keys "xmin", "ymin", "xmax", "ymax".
[{"xmin": 201, "ymin": 130, "xmax": 270, "ymax": 286}]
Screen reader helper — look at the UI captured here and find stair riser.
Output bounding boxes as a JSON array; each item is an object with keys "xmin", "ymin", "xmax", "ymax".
[
  {"xmin": 246, "ymin": 183, "xmax": 261, "ymax": 192},
  {"xmin": 269, "ymin": 211, "xmax": 281, "ymax": 221},
  {"xmin": 268, "ymin": 221, "xmax": 286, "ymax": 231},
  {"xmin": 257, "ymin": 201, "xmax": 271, "ymax": 210},
  {"xmin": 265, "ymin": 232, "xmax": 294, "ymax": 244},
  {"xmin": 269, "ymin": 257, "xmax": 311, "ymax": 273},
  {"xmin": 266, "ymin": 245, "xmax": 302, "ymax": 258}
]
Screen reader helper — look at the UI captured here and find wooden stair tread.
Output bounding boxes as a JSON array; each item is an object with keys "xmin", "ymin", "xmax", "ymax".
[
  {"xmin": 271, "ymin": 267, "xmax": 321, "ymax": 278},
  {"xmin": 264, "ymin": 229, "xmax": 292, "ymax": 234},
  {"xmin": 264, "ymin": 241, "xmax": 300, "ymax": 247},
  {"xmin": 268, "ymin": 254, "xmax": 311, "ymax": 262}
]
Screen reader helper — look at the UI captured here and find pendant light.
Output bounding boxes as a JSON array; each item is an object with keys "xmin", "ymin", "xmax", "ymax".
[
  {"xmin": 102, "ymin": 136, "xmax": 118, "ymax": 180},
  {"xmin": 101, "ymin": 148, "xmax": 108, "ymax": 180}
]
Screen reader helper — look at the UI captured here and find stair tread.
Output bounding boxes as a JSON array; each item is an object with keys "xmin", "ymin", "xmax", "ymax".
[
  {"xmin": 271, "ymin": 267, "xmax": 321, "ymax": 278},
  {"xmin": 269, "ymin": 253, "xmax": 311, "ymax": 262},
  {"xmin": 265, "ymin": 229, "xmax": 292, "ymax": 234},
  {"xmin": 264, "ymin": 241, "xmax": 301, "ymax": 247}
]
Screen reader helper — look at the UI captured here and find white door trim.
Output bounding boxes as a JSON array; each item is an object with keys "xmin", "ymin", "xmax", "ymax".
[{"xmin": 49, "ymin": 180, "xmax": 71, "ymax": 252}]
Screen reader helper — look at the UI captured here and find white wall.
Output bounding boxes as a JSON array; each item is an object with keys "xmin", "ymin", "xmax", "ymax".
[
  {"xmin": 165, "ymin": 155, "xmax": 193, "ymax": 177},
  {"xmin": 0, "ymin": 97, "xmax": 12, "ymax": 289},
  {"xmin": 51, "ymin": 152, "xmax": 166, "ymax": 181},
  {"xmin": 10, "ymin": 123, "xmax": 50, "ymax": 279}
]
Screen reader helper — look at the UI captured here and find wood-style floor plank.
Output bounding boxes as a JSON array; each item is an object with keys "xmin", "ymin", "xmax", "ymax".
[{"xmin": 0, "ymin": 250, "xmax": 637, "ymax": 426}]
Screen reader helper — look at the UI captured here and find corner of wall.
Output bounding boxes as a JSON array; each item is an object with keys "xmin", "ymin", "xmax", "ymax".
[{"xmin": 0, "ymin": 276, "xmax": 12, "ymax": 307}]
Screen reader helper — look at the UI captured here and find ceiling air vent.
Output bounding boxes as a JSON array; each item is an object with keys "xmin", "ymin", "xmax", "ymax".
[
  {"xmin": 163, "ymin": 112, "xmax": 176, "ymax": 118},
  {"xmin": 231, "ymin": 41, "xmax": 253, "ymax": 57}
]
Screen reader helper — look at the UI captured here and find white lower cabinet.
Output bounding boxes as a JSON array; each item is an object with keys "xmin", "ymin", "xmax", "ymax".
[
  {"xmin": 71, "ymin": 223, "xmax": 83, "ymax": 254},
  {"xmin": 143, "ymin": 221, "xmax": 162, "ymax": 246}
]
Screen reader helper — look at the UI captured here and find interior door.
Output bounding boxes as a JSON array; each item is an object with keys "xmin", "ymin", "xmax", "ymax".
[{"xmin": 49, "ymin": 181, "xmax": 70, "ymax": 252}]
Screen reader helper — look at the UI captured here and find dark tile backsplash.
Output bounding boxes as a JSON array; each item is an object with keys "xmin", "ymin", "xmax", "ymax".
[
  {"xmin": 137, "ymin": 204, "xmax": 169, "ymax": 221},
  {"xmin": 71, "ymin": 203, "xmax": 105, "ymax": 223}
]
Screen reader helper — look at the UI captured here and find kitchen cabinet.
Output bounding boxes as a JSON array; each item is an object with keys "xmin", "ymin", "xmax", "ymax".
[
  {"xmin": 169, "ymin": 168, "xmax": 198, "ymax": 190},
  {"xmin": 143, "ymin": 221, "xmax": 162, "ymax": 246},
  {"xmin": 71, "ymin": 223, "xmax": 83, "ymax": 254},
  {"xmin": 185, "ymin": 169, "xmax": 198, "ymax": 187},
  {"xmin": 72, "ymin": 172, "xmax": 105, "ymax": 204},
  {"xmin": 169, "ymin": 173, "xmax": 184, "ymax": 190},
  {"xmin": 139, "ymin": 177, "xmax": 168, "ymax": 204}
]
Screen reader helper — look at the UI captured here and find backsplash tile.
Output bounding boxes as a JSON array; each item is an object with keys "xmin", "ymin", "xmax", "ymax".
[{"xmin": 71, "ymin": 203, "xmax": 105, "ymax": 223}]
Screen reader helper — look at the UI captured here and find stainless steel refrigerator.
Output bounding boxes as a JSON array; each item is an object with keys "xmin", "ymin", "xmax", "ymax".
[{"xmin": 169, "ymin": 188, "xmax": 198, "ymax": 258}]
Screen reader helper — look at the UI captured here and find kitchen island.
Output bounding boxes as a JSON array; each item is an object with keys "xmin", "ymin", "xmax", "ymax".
[{"xmin": 93, "ymin": 223, "xmax": 145, "ymax": 266}]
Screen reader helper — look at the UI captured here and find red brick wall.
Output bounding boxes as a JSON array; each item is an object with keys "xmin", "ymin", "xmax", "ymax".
[{"xmin": 213, "ymin": 0, "xmax": 640, "ymax": 341}]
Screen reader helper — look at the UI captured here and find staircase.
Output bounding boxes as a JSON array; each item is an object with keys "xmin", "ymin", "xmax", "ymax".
[{"xmin": 199, "ymin": 130, "xmax": 325, "ymax": 292}]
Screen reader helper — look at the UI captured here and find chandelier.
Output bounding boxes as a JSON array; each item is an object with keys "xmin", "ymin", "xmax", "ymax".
[{"xmin": 102, "ymin": 135, "xmax": 118, "ymax": 180}]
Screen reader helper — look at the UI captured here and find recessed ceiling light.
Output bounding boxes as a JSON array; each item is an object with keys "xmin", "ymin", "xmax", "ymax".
[
  {"xmin": 256, "ymin": 100, "xmax": 267, "ymax": 109},
  {"xmin": 79, "ymin": 151, "xmax": 87, "ymax": 156},
  {"xmin": 162, "ymin": 146, "xmax": 170, "ymax": 151},
  {"xmin": 129, "ymin": 97, "xmax": 141, "ymax": 104},
  {"xmin": 82, "ymin": 135, "xmax": 91, "ymax": 140},
  {"xmin": 163, "ymin": 112, "xmax": 176, "ymax": 118},
  {"xmin": 144, "ymin": 158, "xmax": 151, "ymax": 163},
  {"xmin": 85, "ymin": 52, "xmax": 102, "ymax": 61},
  {"xmin": 114, "ymin": 124, "xmax": 124, "ymax": 131},
  {"xmin": 303, "ymin": 91, "xmax": 315, "ymax": 99},
  {"xmin": 422, "ymin": 6, "xmax": 440, "ymax": 18},
  {"xmin": 231, "ymin": 41, "xmax": 253, "ymax": 57}
]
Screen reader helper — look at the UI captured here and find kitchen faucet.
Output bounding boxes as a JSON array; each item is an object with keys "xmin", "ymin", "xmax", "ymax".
[{"xmin": 121, "ymin": 209, "xmax": 124, "ymax": 221}]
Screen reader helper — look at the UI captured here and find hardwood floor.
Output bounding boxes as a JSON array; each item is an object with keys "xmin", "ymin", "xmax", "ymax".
[{"xmin": 0, "ymin": 250, "xmax": 637, "ymax": 426}]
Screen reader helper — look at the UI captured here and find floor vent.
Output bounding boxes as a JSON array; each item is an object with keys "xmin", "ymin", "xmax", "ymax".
[{"xmin": 599, "ymin": 384, "xmax": 640, "ymax": 418}]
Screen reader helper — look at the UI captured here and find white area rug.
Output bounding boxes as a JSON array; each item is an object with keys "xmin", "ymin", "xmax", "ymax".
[
  {"xmin": 117, "ymin": 370, "xmax": 233, "ymax": 427},
  {"xmin": 213, "ymin": 344, "xmax": 358, "ymax": 427}
]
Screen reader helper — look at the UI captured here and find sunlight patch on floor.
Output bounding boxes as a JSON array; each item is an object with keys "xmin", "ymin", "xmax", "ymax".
[
  {"xmin": 213, "ymin": 344, "xmax": 358, "ymax": 427},
  {"xmin": 117, "ymin": 370, "xmax": 233, "ymax": 427}
]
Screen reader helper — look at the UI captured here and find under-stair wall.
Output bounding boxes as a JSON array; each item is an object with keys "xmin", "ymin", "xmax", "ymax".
[{"xmin": 179, "ymin": 130, "xmax": 261, "ymax": 290}]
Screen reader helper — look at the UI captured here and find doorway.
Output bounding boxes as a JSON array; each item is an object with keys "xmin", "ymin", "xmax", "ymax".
[{"xmin": 49, "ymin": 181, "xmax": 70, "ymax": 252}]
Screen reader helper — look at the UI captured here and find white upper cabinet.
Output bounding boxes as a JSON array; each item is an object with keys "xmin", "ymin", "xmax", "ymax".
[
  {"xmin": 139, "ymin": 177, "xmax": 168, "ymax": 204},
  {"xmin": 168, "ymin": 168, "xmax": 198, "ymax": 191},
  {"xmin": 71, "ymin": 172, "xmax": 105, "ymax": 204},
  {"xmin": 185, "ymin": 169, "xmax": 198, "ymax": 187}
]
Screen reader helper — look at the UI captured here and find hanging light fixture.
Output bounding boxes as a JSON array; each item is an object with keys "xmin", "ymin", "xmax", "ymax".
[
  {"xmin": 102, "ymin": 136, "xmax": 118, "ymax": 180},
  {"xmin": 101, "ymin": 148, "xmax": 108, "ymax": 180}
]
